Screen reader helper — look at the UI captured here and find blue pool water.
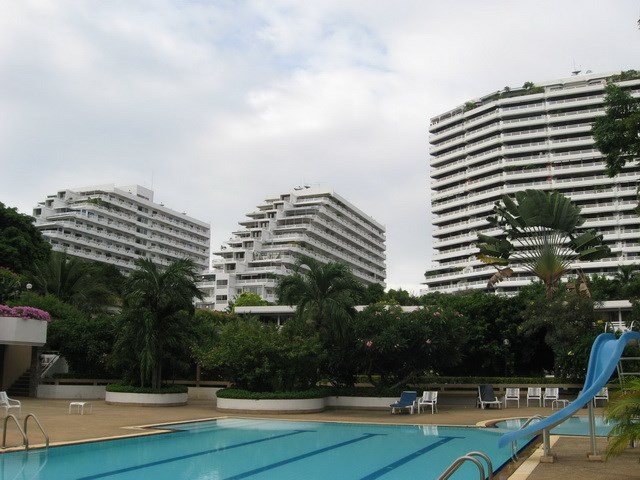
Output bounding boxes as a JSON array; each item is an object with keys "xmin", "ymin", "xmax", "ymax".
[
  {"xmin": 0, "ymin": 418, "xmax": 532, "ymax": 480},
  {"xmin": 495, "ymin": 416, "xmax": 615, "ymax": 437}
]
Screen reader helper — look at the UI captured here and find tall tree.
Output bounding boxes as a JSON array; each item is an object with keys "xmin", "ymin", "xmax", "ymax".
[
  {"xmin": 277, "ymin": 256, "xmax": 363, "ymax": 341},
  {"xmin": 113, "ymin": 258, "xmax": 202, "ymax": 388},
  {"xmin": 277, "ymin": 256, "xmax": 363, "ymax": 386},
  {"xmin": 592, "ymin": 81, "xmax": 640, "ymax": 176},
  {"xmin": 0, "ymin": 202, "xmax": 50, "ymax": 274},
  {"xmin": 477, "ymin": 190, "xmax": 611, "ymax": 297}
]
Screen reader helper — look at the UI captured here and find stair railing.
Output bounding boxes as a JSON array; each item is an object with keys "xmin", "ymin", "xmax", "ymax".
[
  {"xmin": 437, "ymin": 451, "xmax": 493, "ymax": 480},
  {"xmin": 2, "ymin": 414, "xmax": 28, "ymax": 450},
  {"xmin": 24, "ymin": 414, "xmax": 49, "ymax": 449}
]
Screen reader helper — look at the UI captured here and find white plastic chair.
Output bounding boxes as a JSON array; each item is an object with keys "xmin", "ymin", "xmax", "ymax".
[
  {"xmin": 543, "ymin": 387, "xmax": 559, "ymax": 407},
  {"xmin": 593, "ymin": 387, "xmax": 609, "ymax": 407},
  {"xmin": 418, "ymin": 391, "xmax": 438, "ymax": 414},
  {"xmin": 503, "ymin": 387, "xmax": 520, "ymax": 408},
  {"xmin": 0, "ymin": 391, "xmax": 21, "ymax": 417},
  {"xmin": 526, "ymin": 387, "xmax": 542, "ymax": 407}
]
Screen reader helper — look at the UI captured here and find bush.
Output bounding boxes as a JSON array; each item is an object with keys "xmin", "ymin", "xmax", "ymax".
[
  {"xmin": 201, "ymin": 318, "xmax": 321, "ymax": 392},
  {"xmin": 216, "ymin": 388, "xmax": 329, "ymax": 400},
  {"xmin": 106, "ymin": 383, "xmax": 188, "ymax": 394}
]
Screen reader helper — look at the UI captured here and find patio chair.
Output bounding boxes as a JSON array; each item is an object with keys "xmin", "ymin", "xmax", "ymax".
[
  {"xmin": 0, "ymin": 391, "xmax": 21, "ymax": 417},
  {"xmin": 593, "ymin": 387, "xmax": 609, "ymax": 407},
  {"xmin": 543, "ymin": 387, "xmax": 559, "ymax": 407},
  {"xmin": 503, "ymin": 387, "xmax": 520, "ymax": 408},
  {"xmin": 390, "ymin": 391, "xmax": 417, "ymax": 414},
  {"xmin": 417, "ymin": 391, "xmax": 438, "ymax": 414},
  {"xmin": 476, "ymin": 385, "xmax": 502, "ymax": 409},
  {"xmin": 526, "ymin": 387, "xmax": 542, "ymax": 407}
]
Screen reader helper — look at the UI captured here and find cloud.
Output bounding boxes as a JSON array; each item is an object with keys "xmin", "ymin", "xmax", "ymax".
[{"xmin": 1, "ymin": 0, "xmax": 639, "ymax": 289}]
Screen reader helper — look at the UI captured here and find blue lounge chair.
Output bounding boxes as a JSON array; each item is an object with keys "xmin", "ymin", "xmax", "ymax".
[{"xmin": 390, "ymin": 391, "xmax": 417, "ymax": 414}]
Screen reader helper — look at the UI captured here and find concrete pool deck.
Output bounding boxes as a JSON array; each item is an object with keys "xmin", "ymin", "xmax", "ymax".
[{"xmin": 2, "ymin": 398, "xmax": 638, "ymax": 479}]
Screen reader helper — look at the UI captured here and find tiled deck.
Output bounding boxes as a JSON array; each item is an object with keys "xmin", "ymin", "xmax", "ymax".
[{"xmin": 2, "ymin": 398, "xmax": 638, "ymax": 479}]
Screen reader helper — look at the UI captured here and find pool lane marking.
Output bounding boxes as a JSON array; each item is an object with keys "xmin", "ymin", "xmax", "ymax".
[
  {"xmin": 358, "ymin": 436, "xmax": 463, "ymax": 480},
  {"xmin": 222, "ymin": 433, "xmax": 383, "ymax": 480},
  {"xmin": 75, "ymin": 430, "xmax": 312, "ymax": 480}
]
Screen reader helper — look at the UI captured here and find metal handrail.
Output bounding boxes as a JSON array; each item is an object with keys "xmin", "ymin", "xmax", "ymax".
[
  {"xmin": 519, "ymin": 414, "xmax": 544, "ymax": 429},
  {"xmin": 438, "ymin": 451, "xmax": 493, "ymax": 480},
  {"xmin": 510, "ymin": 415, "xmax": 544, "ymax": 460},
  {"xmin": 2, "ymin": 414, "xmax": 28, "ymax": 450},
  {"xmin": 24, "ymin": 413, "xmax": 49, "ymax": 449}
]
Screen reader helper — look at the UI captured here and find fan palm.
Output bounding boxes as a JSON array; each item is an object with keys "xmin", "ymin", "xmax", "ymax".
[
  {"xmin": 277, "ymin": 256, "xmax": 363, "ymax": 343},
  {"xmin": 115, "ymin": 258, "xmax": 202, "ymax": 389},
  {"xmin": 477, "ymin": 190, "xmax": 611, "ymax": 298}
]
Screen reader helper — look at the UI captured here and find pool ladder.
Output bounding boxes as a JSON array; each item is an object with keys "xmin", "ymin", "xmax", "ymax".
[
  {"xmin": 437, "ymin": 451, "xmax": 493, "ymax": 480},
  {"xmin": 2, "ymin": 413, "xmax": 49, "ymax": 450}
]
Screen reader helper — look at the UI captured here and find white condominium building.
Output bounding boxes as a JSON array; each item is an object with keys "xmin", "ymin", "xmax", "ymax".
[
  {"xmin": 33, "ymin": 184, "xmax": 211, "ymax": 273},
  {"xmin": 209, "ymin": 185, "xmax": 386, "ymax": 310},
  {"xmin": 425, "ymin": 71, "xmax": 640, "ymax": 295}
]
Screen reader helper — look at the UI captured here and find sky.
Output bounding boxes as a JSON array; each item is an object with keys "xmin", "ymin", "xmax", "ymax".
[{"xmin": 1, "ymin": 1, "xmax": 639, "ymax": 293}]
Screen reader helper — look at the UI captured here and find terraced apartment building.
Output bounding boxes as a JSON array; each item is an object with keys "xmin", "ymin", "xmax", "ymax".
[
  {"xmin": 208, "ymin": 185, "xmax": 386, "ymax": 310},
  {"xmin": 32, "ymin": 184, "xmax": 211, "ymax": 274},
  {"xmin": 425, "ymin": 71, "xmax": 640, "ymax": 294}
]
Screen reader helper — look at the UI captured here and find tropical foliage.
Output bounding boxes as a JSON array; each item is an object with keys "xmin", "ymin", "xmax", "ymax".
[
  {"xmin": 202, "ymin": 317, "xmax": 321, "ymax": 392},
  {"xmin": 277, "ymin": 256, "xmax": 364, "ymax": 386},
  {"xmin": 0, "ymin": 202, "xmax": 51, "ymax": 274},
  {"xmin": 604, "ymin": 378, "xmax": 640, "ymax": 459},
  {"xmin": 32, "ymin": 251, "xmax": 124, "ymax": 313},
  {"xmin": 112, "ymin": 258, "xmax": 202, "ymax": 389},
  {"xmin": 353, "ymin": 303, "xmax": 465, "ymax": 389},
  {"xmin": 477, "ymin": 189, "xmax": 610, "ymax": 297}
]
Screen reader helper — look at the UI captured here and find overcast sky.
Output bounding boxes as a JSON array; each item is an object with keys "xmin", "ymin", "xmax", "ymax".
[{"xmin": 2, "ymin": 1, "xmax": 639, "ymax": 292}]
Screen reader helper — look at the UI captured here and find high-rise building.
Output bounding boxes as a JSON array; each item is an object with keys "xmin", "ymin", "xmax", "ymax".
[
  {"xmin": 425, "ymin": 71, "xmax": 640, "ymax": 294},
  {"xmin": 32, "ymin": 184, "xmax": 210, "ymax": 273},
  {"xmin": 209, "ymin": 185, "xmax": 386, "ymax": 310}
]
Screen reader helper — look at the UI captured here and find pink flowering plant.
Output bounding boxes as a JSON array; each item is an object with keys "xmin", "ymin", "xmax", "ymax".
[{"xmin": 0, "ymin": 304, "xmax": 51, "ymax": 322}]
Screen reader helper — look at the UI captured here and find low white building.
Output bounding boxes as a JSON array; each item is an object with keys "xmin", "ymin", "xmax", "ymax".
[
  {"xmin": 33, "ymin": 184, "xmax": 211, "ymax": 274},
  {"xmin": 210, "ymin": 186, "xmax": 386, "ymax": 310}
]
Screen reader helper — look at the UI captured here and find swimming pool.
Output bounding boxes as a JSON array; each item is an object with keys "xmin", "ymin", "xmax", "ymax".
[
  {"xmin": 495, "ymin": 416, "xmax": 615, "ymax": 437},
  {"xmin": 1, "ymin": 418, "xmax": 532, "ymax": 480}
]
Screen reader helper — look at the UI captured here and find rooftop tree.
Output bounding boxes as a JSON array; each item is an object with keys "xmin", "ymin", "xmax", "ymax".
[
  {"xmin": 477, "ymin": 189, "xmax": 611, "ymax": 298},
  {"xmin": 592, "ymin": 80, "xmax": 640, "ymax": 177}
]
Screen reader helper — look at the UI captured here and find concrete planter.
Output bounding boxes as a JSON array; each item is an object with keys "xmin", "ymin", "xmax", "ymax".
[
  {"xmin": 0, "ymin": 316, "xmax": 47, "ymax": 346},
  {"xmin": 39, "ymin": 384, "xmax": 107, "ymax": 400},
  {"xmin": 105, "ymin": 391, "xmax": 188, "ymax": 406},
  {"xmin": 326, "ymin": 396, "xmax": 398, "ymax": 410},
  {"xmin": 217, "ymin": 396, "xmax": 325, "ymax": 413}
]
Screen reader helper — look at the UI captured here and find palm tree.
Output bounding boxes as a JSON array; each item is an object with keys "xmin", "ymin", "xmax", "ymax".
[
  {"xmin": 114, "ymin": 258, "xmax": 202, "ymax": 389},
  {"xmin": 277, "ymin": 256, "xmax": 364, "ymax": 386},
  {"xmin": 277, "ymin": 256, "xmax": 363, "ymax": 341},
  {"xmin": 32, "ymin": 251, "xmax": 122, "ymax": 312},
  {"xmin": 477, "ymin": 190, "xmax": 611, "ymax": 298},
  {"xmin": 604, "ymin": 378, "xmax": 640, "ymax": 459}
]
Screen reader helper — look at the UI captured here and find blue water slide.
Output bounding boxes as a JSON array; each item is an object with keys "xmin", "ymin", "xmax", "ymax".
[{"xmin": 498, "ymin": 330, "xmax": 640, "ymax": 448}]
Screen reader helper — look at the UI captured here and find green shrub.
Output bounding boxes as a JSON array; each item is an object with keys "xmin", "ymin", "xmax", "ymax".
[
  {"xmin": 106, "ymin": 383, "xmax": 188, "ymax": 394},
  {"xmin": 216, "ymin": 388, "xmax": 329, "ymax": 400},
  {"xmin": 201, "ymin": 318, "xmax": 321, "ymax": 392}
]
